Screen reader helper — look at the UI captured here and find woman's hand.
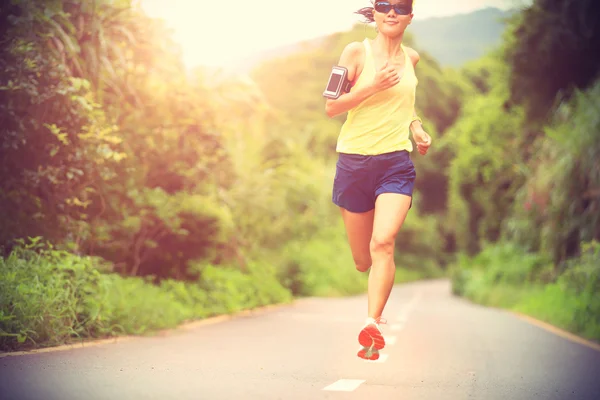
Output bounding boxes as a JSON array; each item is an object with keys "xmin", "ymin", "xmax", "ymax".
[
  {"xmin": 371, "ymin": 60, "xmax": 400, "ymax": 92},
  {"xmin": 412, "ymin": 128, "xmax": 432, "ymax": 155}
]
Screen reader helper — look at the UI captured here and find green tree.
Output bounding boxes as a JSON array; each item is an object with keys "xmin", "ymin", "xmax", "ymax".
[
  {"xmin": 0, "ymin": 0, "xmax": 124, "ymax": 251},
  {"xmin": 441, "ymin": 50, "xmax": 526, "ymax": 255},
  {"xmin": 505, "ymin": 0, "xmax": 600, "ymax": 121}
]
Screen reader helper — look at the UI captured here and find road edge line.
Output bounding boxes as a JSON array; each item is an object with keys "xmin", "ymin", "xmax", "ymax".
[
  {"xmin": 0, "ymin": 297, "xmax": 315, "ymax": 359},
  {"xmin": 510, "ymin": 311, "xmax": 600, "ymax": 352}
]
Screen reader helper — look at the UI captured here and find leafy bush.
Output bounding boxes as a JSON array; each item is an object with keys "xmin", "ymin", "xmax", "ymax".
[
  {"xmin": 441, "ymin": 50, "xmax": 527, "ymax": 256},
  {"xmin": 503, "ymin": 80, "xmax": 600, "ymax": 265},
  {"xmin": 0, "ymin": 232, "xmax": 434, "ymax": 351},
  {"xmin": 0, "ymin": 240, "xmax": 292, "ymax": 351},
  {"xmin": 276, "ymin": 225, "xmax": 366, "ymax": 297},
  {"xmin": 395, "ymin": 208, "xmax": 449, "ymax": 276},
  {"xmin": 514, "ymin": 241, "xmax": 600, "ymax": 340},
  {"xmin": 451, "ymin": 241, "xmax": 600, "ymax": 341},
  {"xmin": 450, "ymin": 242, "xmax": 551, "ymax": 291}
]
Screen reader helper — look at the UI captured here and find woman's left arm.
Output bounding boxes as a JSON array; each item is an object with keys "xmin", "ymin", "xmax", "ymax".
[
  {"xmin": 405, "ymin": 47, "xmax": 431, "ymax": 156},
  {"xmin": 410, "ymin": 109, "xmax": 425, "ymax": 134}
]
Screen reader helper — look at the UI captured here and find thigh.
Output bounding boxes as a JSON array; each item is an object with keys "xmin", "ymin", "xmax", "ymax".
[
  {"xmin": 372, "ymin": 193, "xmax": 412, "ymax": 245},
  {"xmin": 374, "ymin": 151, "xmax": 416, "ymax": 203},
  {"xmin": 340, "ymin": 207, "xmax": 374, "ymax": 264},
  {"xmin": 332, "ymin": 153, "xmax": 375, "ymax": 213}
]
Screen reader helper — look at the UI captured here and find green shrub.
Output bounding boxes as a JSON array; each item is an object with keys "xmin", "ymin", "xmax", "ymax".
[
  {"xmin": 517, "ymin": 241, "xmax": 600, "ymax": 340},
  {"xmin": 277, "ymin": 226, "xmax": 367, "ymax": 297},
  {"xmin": 0, "ymin": 228, "xmax": 435, "ymax": 351},
  {"xmin": 451, "ymin": 241, "xmax": 600, "ymax": 341},
  {"xmin": 0, "ymin": 240, "xmax": 292, "ymax": 351},
  {"xmin": 451, "ymin": 242, "xmax": 552, "ymax": 290},
  {"xmin": 395, "ymin": 209, "xmax": 449, "ymax": 276},
  {"xmin": 195, "ymin": 261, "xmax": 292, "ymax": 315}
]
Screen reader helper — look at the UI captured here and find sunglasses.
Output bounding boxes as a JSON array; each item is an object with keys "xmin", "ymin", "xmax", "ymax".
[{"xmin": 373, "ymin": 1, "xmax": 412, "ymax": 15}]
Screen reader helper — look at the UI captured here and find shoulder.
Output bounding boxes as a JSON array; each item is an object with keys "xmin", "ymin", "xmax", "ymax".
[
  {"xmin": 339, "ymin": 41, "xmax": 365, "ymax": 64},
  {"xmin": 337, "ymin": 41, "xmax": 366, "ymax": 81},
  {"xmin": 403, "ymin": 46, "xmax": 420, "ymax": 67}
]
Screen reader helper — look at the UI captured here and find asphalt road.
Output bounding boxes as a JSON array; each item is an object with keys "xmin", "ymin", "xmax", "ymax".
[{"xmin": 1, "ymin": 279, "xmax": 599, "ymax": 400}]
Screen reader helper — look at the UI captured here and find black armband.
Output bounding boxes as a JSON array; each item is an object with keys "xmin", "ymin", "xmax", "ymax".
[{"xmin": 323, "ymin": 66, "xmax": 352, "ymax": 99}]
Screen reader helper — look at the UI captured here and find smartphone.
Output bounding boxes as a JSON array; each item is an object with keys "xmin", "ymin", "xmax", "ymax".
[{"xmin": 323, "ymin": 66, "xmax": 350, "ymax": 99}]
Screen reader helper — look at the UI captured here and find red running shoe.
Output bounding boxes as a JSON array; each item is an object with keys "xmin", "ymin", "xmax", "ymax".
[{"xmin": 357, "ymin": 317, "xmax": 386, "ymax": 360}]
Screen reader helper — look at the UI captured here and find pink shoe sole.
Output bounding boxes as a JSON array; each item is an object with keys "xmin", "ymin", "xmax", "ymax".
[{"xmin": 358, "ymin": 323, "xmax": 385, "ymax": 350}]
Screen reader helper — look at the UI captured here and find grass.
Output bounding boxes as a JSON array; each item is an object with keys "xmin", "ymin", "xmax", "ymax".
[
  {"xmin": 0, "ymin": 243, "xmax": 292, "ymax": 351},
  {"xmin": 450, "ymin": 241, "xmax": 600, "ymax": 343},
  {"xmin": 0, "ymin": 232, "xmax": 439, "ymax": 352}
]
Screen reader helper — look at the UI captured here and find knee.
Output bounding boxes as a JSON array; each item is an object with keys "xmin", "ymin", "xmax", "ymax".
[
  {"xmin": 355, "ymin": 262, "xmax": 370, "ymax": 273},
  {"xmin": 370, "ymin": 234, "xmax": 395, "ymax": 257},
  {"xmin": 353, "ymin": 256, "xmax": 371, "ymax": 273}
]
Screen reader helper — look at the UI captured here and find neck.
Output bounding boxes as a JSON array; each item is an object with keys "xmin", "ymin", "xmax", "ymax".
[{"xmin": 373, "ymin": 33, "xmax": 404, "ymax": 59}]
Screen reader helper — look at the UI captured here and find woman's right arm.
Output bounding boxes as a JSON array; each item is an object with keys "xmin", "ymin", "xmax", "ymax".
[
  {"xmin": 325, "ymin": 42, "xmax": 376, "ymax": 118},
  {"xmin": 325, "ymin": 42, "xmax": 398, "ymax": 118}
]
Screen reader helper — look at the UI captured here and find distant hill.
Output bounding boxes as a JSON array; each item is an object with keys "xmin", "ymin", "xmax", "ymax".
[
  {"xmin": 409, "ymin": 7, "xmax": 515, "ymax": 67},
  {"xmin": 238, "ymin": 37, "xmax": 327, "ymax": 74},
  {"xmin": 237, "ymin": 7, "xmax": 514, "ymax": 72}
]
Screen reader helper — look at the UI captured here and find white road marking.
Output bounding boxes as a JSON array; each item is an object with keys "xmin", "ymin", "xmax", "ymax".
[
  {"xmin": 365, "ymin": 353, "xmax": 389, "ymax": 363},
  {"xmin": 396, "ymin": 291, "xmax": 422, "ymax": 323},
  {"xmin": 390, "ymin": 323, "xmax": 404, "ymax": 331},
  {"xmin": 407, "ymin": 291, "xmax": 422, "ymax": 311},
  {"xmin": 384, "ymin": 335, "xmax": 397, "ymax": 345},
  {"xmin": 323, "ymin": 379, "xmax": 366, "ymax": 391}
]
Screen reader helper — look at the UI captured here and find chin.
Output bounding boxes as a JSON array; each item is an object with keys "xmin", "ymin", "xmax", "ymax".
[{"xmin": 380, "ymin": 27, "xmax": 405, "ymax": 38}]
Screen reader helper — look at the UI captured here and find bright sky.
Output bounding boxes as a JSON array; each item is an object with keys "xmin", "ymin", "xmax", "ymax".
[{"xmin": 139, "ymin": 0, "xmax": 521, "ymax": 69}]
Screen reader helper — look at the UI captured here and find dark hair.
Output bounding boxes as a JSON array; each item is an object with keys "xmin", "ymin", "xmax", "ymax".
[
  {"xmin": 355, "ymin": 6, "xmax": 375, "ymax": 23},
  {"xmin": 355, "ymin": 1, "xmax": 414, "ymax": 23}
]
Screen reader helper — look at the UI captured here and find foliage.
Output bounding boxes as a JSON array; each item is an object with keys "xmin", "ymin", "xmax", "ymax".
[
  {"xmin": 444, "ymin": 0, "xmax": 600, "ymax": 258},
  {"xmin": 0, "ymin": 239, "xmax": 291, "ymax": 351},
  {"xmin": 0, "ymin": 0, "xmax": 125, "ymax": 249},
  {"xmin": 1, "ymin": 0, "xmax": 360, "ymax": 282},
  {"xmin": 395, "ymin": 206, "xmax": 450, "ymax": 274},
  {"xmin": 0, "ymin": 0, "xmax": 441, "ymax": 351},
  {"xmin": 450, "ymin": 242, "xmax": 553, "ymax": 297},
  {"xmin": 502, "ymin": 80, "xmax": 600, "ymax": 264},
  {"xmin": 446, "ymin": 0, "xmax": 600, "ymax": 343},
  {"xmin": 2, "ymin": 0, "xmax": 599, "ymax": 351},
  {"xmin": 505, "ymin": 0, "xmax": 600, "ymax": 121},
  {"xmin": 450, "ymin": 241, "xmax": 600, "ymax": 341},
  {"xmin": 441, "ymin": 50, "xmax": 527, "ymax": 255}
]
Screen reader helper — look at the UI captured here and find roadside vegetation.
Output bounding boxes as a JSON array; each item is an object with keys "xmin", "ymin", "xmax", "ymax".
[
  {"xmin": 445, "ymin": 0, "xmax": 600, "ymax": 342},
  {"xmin": 1, "ymin": 0, "xmax": 598, "ymax": 351}
]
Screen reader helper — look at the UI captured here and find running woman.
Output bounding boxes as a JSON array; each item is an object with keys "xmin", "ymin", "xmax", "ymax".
[{"xmin": 324, "ymin": 0, "xmax": 431, "ymax": 360}]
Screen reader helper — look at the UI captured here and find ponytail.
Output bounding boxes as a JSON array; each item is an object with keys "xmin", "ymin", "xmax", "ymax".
[{"xmin": 355, "ymin": 6, "xmax": 375, "ymax": 23}]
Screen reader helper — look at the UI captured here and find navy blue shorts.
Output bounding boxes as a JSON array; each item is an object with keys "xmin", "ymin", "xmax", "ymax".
[{"xmin": 332, "ymin": 150, "xmax": 416, "ymax": 213}]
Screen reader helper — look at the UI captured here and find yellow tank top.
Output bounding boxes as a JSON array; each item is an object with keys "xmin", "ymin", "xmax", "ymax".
[{"xmin": 336, "ymin": 39, "xmax": 418, "ymax": 155}]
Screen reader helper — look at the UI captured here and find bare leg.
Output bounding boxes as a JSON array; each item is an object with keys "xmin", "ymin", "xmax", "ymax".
[
  {"xmin": 368, "ymin": 193, "xmax": 412, "ymax": 319},
  {"xmin": 339, "ymin": 207, "xmax": 374, "ymax": 272}
]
